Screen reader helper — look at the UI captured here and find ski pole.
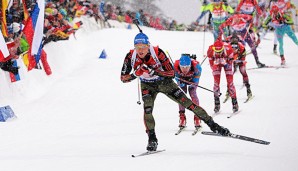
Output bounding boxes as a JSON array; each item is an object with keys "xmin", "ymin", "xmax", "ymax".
[
  {"xmin": 198, "ymin": 1, "xmax": 210, "ymax": 66},
  {"xmin": 201, "ymin": 55, "xmax": 208, "ymax": 65},
  {"xmin": 137, "ymin": 77, "xmax": 141, "ymax": 105},
  {"xmin": 132, "ymin": 18, "xmax": 142, "ymax": 105},
  {"xmin": 243, "ymin": 22, "xmax": 252, "ymax": 41},
  {"xmin": 177, "ymin": 77, "xmax": 222, "ymax": 96},
  {"xmin": 133, "ymin": 19, "xmax": 143, "ymax": 33},
  {"xmin": 165, "ymin": 51, "xmax": 175, "ymax": 66},
  {"xmin": 201, "ymin": 11, "xmax": 207, "ymax": 65}
]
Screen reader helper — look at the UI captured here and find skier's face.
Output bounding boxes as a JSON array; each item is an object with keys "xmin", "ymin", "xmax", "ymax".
[
  {"xmin": 233, "ymin": 18, "xmax": 240, "ymax": 24},
  {"xmin": 231, "ymin": 43, "xmax": 239, "ymax": 52},
  {"xmin": 180, "ymin": 65, "xmax": 191, "ymax": 74},
  {"xmin": 135, "ymin": 44, "xmax": 149, "ymax": 58}
]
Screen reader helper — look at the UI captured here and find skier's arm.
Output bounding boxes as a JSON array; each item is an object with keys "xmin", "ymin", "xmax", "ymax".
[
  {"xmin": 192, "ymin": 63, "xmax": 202, "ymax": 85},
  {"xmin": 235, "ymin": 0, "xmax": 244, "ymax": 13},
  {"xmin": 197, "ymin": 3, "xmax": 212, "ymax": 22},
  {"xmin": 254, "ymin": 0, "xmax": 263, "ymax": 16},
  {"xmin": 262, "ymin": 15, "xmax": 272, "ymax": 28},
  {"xmin": 154, "ymin": 48, "xmax": 175, "ymax": 78},
  {"xmin": 226, "ymin": 5, "xmax": 234, "ymax": 14},
  {"xmin": 120, "ymin": 52, "xmax": 137, "ymax": 83},
  {"xmin": 207, "ymin": 46, "xmax": 215, "ymax": 68}
]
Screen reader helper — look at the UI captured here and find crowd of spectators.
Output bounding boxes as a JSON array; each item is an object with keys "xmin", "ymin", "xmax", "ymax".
[
  {"xmin": 0, "ymin": 0, "xmax": 209, "ymax": 82},
  {"xmin": 0, "ymin": 0, "xmax": 209, "ymax": 75},
  {"xmin": 1, "ymin": 0, "xmax": 208, "ymax": 51}
]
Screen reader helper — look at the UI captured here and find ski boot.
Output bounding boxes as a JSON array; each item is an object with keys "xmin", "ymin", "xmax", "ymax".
[
  {"xmin": 245, "ymin": 82, "xmax": 252, "ymax": 98},
  {"xmin": 194, "ymin": 115, "xmax": 201, "ymax": 129},
  {"xmin": 232, "ymin": 98, "xmax": 239, "ymax": 113},
  {"xmin": 214, "ymin": 97, "xmax": 220, "ymax": 113},
  {"xmin": 205, "ymin": 118, "xmax": 230, "ymax": 136},
  {"xmin": 273, "ymin": 44, "xmax": 277, "ymax": 54},
  {"xmin": 178, "ymin": 111, "xmax": 186, "ymax": 128},
  {"xmin": 147, "ymin": 130, "xmax": 158, "ymax": 151},
  {"xmin": 257, "ymin": 61, "xmax": 266, "ymax": 68},
  {"xmin": 280, "ymin": 55, "xmax": 286, "ymax": 66},
  {"xmin": 247, "ymin": 87, "xmax": 252, "ymax": 98}
]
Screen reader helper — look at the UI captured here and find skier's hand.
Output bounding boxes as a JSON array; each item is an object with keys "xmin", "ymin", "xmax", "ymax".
[
  {"xmin": 133, "ymin": 65, "xmax": 144, "ymax": 77},
  {"xmin": 189, "ymin": 84, "xmax": 197, "ymax": 90},
  {"xmin": 179, "ymin": 82, "xmax": 185, "ymax": 87},
  {"xmin": 121, "ymin": 74, "xmax": 136, "ymax": 83},
  {"xmin": 141, "ymin": 64, "xmax": 155, "ymax": 76},
  {"xmin": 234, "ymin": 60, "xmax": 242, "ymax": 65},
  {"xmin": 224, "ymin": 63, "xmax": 232, "ymax": 70}
]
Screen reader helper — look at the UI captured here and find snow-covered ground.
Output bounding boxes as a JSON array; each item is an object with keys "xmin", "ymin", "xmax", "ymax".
[{"xmin": 1, "ymin": 17, "xmax": 298, "ymax": 171}]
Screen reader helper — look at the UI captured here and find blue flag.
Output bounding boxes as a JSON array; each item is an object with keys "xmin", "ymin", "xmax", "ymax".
[
  {"xmin": 99, "ymin": 49, "xmax": 107, "ymax": 59},
  {"xmin": 0, "ymin": 105, "xmax": 16, "ymax": 122}
]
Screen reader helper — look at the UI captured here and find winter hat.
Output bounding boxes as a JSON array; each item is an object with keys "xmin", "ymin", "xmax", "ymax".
[
  {"xmin": 134, "ymin": 32, "xmax": 149, "ymax": 45},
  {"xmin": 12, "ymin": 22, "xmax": 21, "ymax": 33},
  {"xmin": 179, "ymin": 54, "xmax": 191, "ymax": 66}
]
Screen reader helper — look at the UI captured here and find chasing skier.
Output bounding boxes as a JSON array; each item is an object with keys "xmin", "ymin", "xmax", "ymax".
[
  {"xmin": 207, "ymin": 39, "xmax": 239, "ymax": 113},
  {"xmin": 262, "ymin": 4, "xmax": 298, "ymax": 65},
  {"xmin": 174, "ymin": 54, "xmax": 202, "ymax": 133},
  {"xmin": 219, "ymin": 13, "xmax": 266, "ymax": 68}
]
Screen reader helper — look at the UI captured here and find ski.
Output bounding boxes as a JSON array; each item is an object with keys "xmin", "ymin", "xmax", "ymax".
[
  {"xmin": 192, "ymin": 126, "xmax": 203, "ymax": 136},
  {"xmin": 275, "ymin": 65, "xmax": 287, "ymax": 70},
  {"xmin": 227, "ymin": 110, "xmax": 241, "ymax": 118},
  {"xmin": 132, "ymin": 149, "xmax": 166, "ymax": 158},
  {"xmin": 175, "ymin": 126, "xmax": 186, "ymax": 135},
  {"xmin": 244, "ymin": 95, "xmax": 255, "ymax": 103},
  {"xmin": 247, "ymin": 65, "xmax": 281, "ymax": 70},
  {"xmin": 201, "ymin": 131, "xmax": 270, "ymax": 145}
]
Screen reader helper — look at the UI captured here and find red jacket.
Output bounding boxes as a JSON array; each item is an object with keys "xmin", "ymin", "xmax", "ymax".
[{"xmin": 207, "ymin": 42, "xmax": 234, "ymax": 68}]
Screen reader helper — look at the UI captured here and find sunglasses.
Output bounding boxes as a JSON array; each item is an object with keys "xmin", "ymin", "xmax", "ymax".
[
  {"xmin": 135, "ymin": 44, "xmax": 149, "ymax": 50},
  {"xmin": 180, "ymin": 65, "xmax": 191, "ymax": 69},
  {"xmin": 212, "ymin": 46, "xmax": 224, "ymax": 53},
  {"xmin": 231, "ymin": 44, "xmax": 238, "ymax": 49}
]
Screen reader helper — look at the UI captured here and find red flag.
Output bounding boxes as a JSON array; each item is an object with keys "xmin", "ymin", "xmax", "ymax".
[{"xmin": 23, "ymin": 16, "xmax": 36, "ymax": 70}]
